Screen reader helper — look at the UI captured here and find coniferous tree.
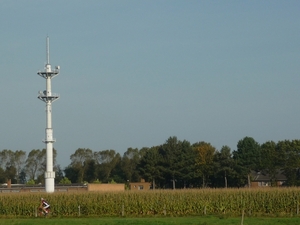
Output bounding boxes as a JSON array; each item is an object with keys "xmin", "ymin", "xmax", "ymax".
[{"xmin": 233, "ymin": 137, "xmax": 261, "ymax": 188}]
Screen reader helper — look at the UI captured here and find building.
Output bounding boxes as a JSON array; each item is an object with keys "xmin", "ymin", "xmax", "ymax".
[
  {"xmin": 251, "ymin": 170, "xmax": 287, "ymax": 187},
  {"xmin": 129, "ymin": 179, "xmax": 151, "ymax": 190}
]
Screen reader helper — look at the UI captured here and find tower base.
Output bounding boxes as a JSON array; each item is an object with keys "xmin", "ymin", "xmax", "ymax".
[{"xmin": 45, "ymin": 171, "xmax": 55, "ymax": 193}]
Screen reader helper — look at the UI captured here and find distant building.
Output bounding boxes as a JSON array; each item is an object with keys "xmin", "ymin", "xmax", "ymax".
[
  {"xmin": 251, "ymin": 170, "xmax": 287, "ymax": 187},
  {"xmin": 129, "ymin": 179, "xmax": 151, "ymax": 190}
]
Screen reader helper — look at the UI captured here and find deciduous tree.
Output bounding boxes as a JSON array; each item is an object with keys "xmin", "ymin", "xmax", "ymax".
[
  {"xmin": 94, "ymin": 150, "xmax": 120, "ymax": 182},
  {"xmin": 25, "ymin": 149, "xmax": 44, "ymax": 180},
  {"xmin": 193, "ymin": 141, "xmax": 216, "ymax": 188},
  {"xmin": 70, "ymin": 148, "xmax": 93, "ymax": 183}
]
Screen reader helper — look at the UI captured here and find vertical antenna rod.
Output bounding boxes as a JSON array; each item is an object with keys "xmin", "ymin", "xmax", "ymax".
[
  {"xmin": 37, "ymin": 37, "xmax": 60, "ymax": 193},
  {"xmin": 46, "ymin": 36, "xmax": 50, "ymax": 64}
]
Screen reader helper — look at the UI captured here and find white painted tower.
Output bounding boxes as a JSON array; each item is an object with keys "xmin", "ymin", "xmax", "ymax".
[{"xmin": 37, "ymin": 36, "xmax": 60, "ymax": 193}]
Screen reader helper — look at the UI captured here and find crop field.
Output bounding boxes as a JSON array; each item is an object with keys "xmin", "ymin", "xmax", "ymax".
[{"xmin": 0, "ymin": 188, "xmax": 300, "ymax": 218}]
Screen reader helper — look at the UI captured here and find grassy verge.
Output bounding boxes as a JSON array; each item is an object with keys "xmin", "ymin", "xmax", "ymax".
[{"xmin": 1, "ymin": 216, "xmax": 300, "ymax": 225}]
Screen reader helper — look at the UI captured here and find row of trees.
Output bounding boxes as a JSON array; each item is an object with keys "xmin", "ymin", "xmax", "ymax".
[
  {"xmin": 0, "ymin": 149, "xmax": 63, "ymax": 184},
  {"xmin": 65, "ymin": 136, "xmax": 300, "ymax": 188},
  {"xmin": 1, "ymin": 136, "xmax": 300, "ymax": 188}
]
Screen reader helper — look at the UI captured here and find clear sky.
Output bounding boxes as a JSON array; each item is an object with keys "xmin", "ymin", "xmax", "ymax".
[{"xmin": 1, "ymin": 0, "xmax": 300, "ymax": 168}]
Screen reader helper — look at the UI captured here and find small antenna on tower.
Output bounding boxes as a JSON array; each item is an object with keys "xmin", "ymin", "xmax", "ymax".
[{"xmin": 46, "ymin": 36, "xmax": 50, "ymax": 64}]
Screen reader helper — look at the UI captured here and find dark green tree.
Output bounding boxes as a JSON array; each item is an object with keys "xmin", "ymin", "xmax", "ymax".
[
  {"xmin": 109, "ymin": 154, "xmax": 123, "ymax": 183},
  {"xmin": 64, "ymin": 166, "xmax": 81, "ymax": 183},
  {"xmin": 84, "ymin": 159, "xmax": 97, "ymax": 183},
  {"xmin": 19, "ymin": 169, "xmax": 27, "ymax": 184},
  {"xmin": 159, "ymin": 136, "xmax": 187, "ymax": 189},
  {"xmin": 54, "ymin": 165, "xmax": 65, "ymax": 184},
  {"xmin": 138, "ymin": 146, "xmax": 163, "ymax": 189},
  {"xmin": 212, "ymin": 145, "xmax": 235, "ymax": 188},
  {"xmin": 233, "ymin": 136, "xmax": 261, "ymax": 188},
  {"xmin": 177, "ymin": 140, "xmax": 197, "ymax": 188},
  {"xmin": 276, "ymin": 140, "xmax": 300, "ymax": 186},
  {"xmin": 121, "ymin": 148, "xmax": 141, "ymax": 182},
  {"xmin": 94, "ymin": 150, "xmax": 120, "ymax": 183},
  {"xmin": 260, "ymin": 141, "xmax": 280, "ymax": 186},
  {"xmin": 5, "ymin": 166, "xmax": 17, "ymax": 183},
  {"xmin": 0, "ymin": 167, "xmax": 6, "ymax": 184}
]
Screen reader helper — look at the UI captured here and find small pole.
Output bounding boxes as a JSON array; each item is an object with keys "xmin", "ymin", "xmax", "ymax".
[
  {"xmin": 297, "ymin": 202, "xmax": 299, "ymax": 215},
  {"xmin": 163, "ymin": 204, "xmax": 166, "ymax": 216},
  {"xmin": 204, "ymin": 206, "xmax": 206, "ymax": 215},
  {"xmin": 35, "ymin": 207, "xmax": 37, "ymax": 217},
  {"xmin": 121, "ymin": 204, "xmax": 124, "ymax": 216},
  {"xmin": 78, "ymin": 205, "xmax": 80, "ymax": 217},
  {"xmin": 241, "ymin": 209, "xmax": 244, "ymax": 225}
]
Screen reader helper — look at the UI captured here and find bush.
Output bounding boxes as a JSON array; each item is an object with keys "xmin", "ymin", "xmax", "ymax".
[
  {"xmin": 93, "ymin": 179, "xmax": 101, "ymax": 183},
  {"xmin": 59, "ymin": 177, "xmax": 72, "ymax": 184},
  {"xmin": 26, "ymin": 179, "xmax": 35, "ymax": 185}
]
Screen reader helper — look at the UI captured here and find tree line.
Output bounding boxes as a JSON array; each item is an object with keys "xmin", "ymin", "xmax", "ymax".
[
  {"xmin": 0, "ymin": 149, "xmax": 63, "ymax": 185},
  {"xmin": 1, "ymin": 136, "xmax": 300, "ymax": 188}
]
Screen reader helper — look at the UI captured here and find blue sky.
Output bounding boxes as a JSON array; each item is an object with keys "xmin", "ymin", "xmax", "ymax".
[{"xmin": 1, "ymin": 0, "xmax": 300, "ymax": 168}]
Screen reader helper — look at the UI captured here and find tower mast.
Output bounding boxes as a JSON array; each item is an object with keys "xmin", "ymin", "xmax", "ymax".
[{"xmin": 37, "ymin": 36, "xmax": 60, "ymax": 193}]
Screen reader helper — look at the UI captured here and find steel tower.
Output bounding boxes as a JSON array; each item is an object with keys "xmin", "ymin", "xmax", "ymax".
[{"xmin": 37, "ymin": 36, "xmax": 60, "ymax": 193}]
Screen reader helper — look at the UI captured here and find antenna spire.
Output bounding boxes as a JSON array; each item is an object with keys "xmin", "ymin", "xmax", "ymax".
[
  {"xmin": 37, "ymin": 37, "xmax": 60, "ymax": 193},
  {"xmin": 46, "ymin": 36, "xmax": 50, "ymax": 64}
]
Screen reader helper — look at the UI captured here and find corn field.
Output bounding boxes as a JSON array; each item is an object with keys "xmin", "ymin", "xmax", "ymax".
[{"xmin": 0, "ymin": 188, "xmax": 300, "ymax": 218}]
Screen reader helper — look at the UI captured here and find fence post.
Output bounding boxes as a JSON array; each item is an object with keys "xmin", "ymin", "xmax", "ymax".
[
  {"xmin": 122, "ymin": 204, "xmax": 124, "ymax": 216},
  {"xmin": 163, "ymin": 204, "xmax": 166, "ymax": 216},
  {"xmin": 204, "ymin": 206, "xmax": 206, "ymax": 215},
  {"xmin": 297, "ymin": 202, "xmax": 299, "ymax": 215},
  {"xmin": 241, "ymin": 209, "xmax": 244, "ymax": 225},
  {"xmin": 78, "ymin": 205, "xmax": 80, "ymax": 217}
]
